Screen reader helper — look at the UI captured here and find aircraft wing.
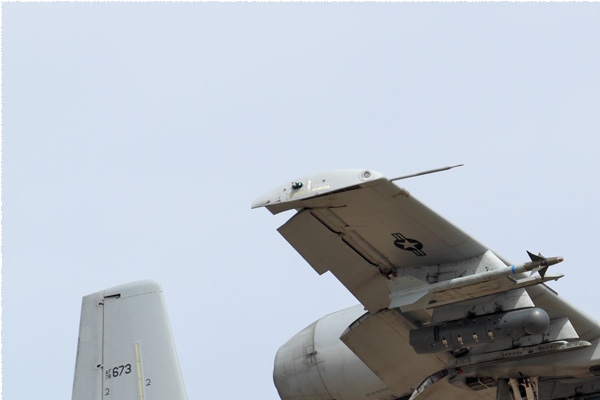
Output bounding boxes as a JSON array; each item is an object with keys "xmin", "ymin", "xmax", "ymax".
[
  {"xmin": 252, "ymin": 168, "xmax": 560, "ymax": 313},
  {"xmin": 252, "ymin": 168, "xmax": 493, "ymax": 312},
  {"xmin": 254, "ymin": 168, "xmax": 600, "ymax": 399}
]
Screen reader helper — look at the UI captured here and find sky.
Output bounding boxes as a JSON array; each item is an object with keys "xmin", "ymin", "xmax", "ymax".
[{"xmin": 2, "ymin": 3, "xmax": 600, "ymax": 400}]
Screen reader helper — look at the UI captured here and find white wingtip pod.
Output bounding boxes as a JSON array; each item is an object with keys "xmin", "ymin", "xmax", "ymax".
[
  {"xmin": 251, "ymin": 168, "xmax": 385, "ymax": 214},
  {"xmin": 72, "ymin": 281, "xmax": 187, "ymax": 400}
]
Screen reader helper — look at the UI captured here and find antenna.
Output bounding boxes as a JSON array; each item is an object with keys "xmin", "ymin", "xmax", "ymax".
[{"xmin": 389, "ymin": 164, "xmax": 464, "ymax": 182}]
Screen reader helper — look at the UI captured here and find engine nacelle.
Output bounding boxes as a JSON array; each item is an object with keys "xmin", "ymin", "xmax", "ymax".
[
  {"xmin": 409, "ymin": 307, "xmax": 550, "ymax": 354},
  {"xmin": 273, "ymin": 305, "xmax": 397, "ymax": 400}
]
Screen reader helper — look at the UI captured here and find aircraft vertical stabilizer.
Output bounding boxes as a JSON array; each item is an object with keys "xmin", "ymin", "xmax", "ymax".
[{"xmin": 71, "ymin": 281, "xmax": 187, "ymax": 400}]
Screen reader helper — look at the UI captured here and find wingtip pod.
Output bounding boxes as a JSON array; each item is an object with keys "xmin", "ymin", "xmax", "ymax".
[{"xmin": 251, "ymin": 168, "xmax": 385, "ymax": 214}]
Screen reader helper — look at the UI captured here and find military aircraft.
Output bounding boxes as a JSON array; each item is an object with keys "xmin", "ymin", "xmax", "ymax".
[
  {"xmin": 252, "ymin": 168, "xmax": 600, "ymax": 400},
  {"xmin": 70, "ymin": 167, "xmax": 599, "ymax": 400}
]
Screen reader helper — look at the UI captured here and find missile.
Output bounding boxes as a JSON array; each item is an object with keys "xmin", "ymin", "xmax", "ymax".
[
  {"xmin": 431, "ymin": 253, "xmax": 564, "ymax": 292},
  {"xmin": 389, "ymin": 252, "xmax": 564, "ymax": 311},
  {"xmin": 525, "ymin": 251, "xmax": 562, "ymax": 278}
]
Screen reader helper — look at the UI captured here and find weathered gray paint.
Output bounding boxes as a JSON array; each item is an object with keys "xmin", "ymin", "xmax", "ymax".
[
  {"xmin": 255, "ymin": 168, "xmax": 600, "ymax": 400},
  {"xmin": 72, "ymin": 281, "xmax": 187, "ymax": 400}
]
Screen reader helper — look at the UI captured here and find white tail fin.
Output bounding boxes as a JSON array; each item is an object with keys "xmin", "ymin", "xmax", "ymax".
[{"xmin": 72, "ymin": 281, "xmax": 187, "ymax": 400}]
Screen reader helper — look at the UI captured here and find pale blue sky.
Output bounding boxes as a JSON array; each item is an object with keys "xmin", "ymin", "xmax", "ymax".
[{"xmin": 3, "ymin": 3, "xmax": 600, "ymax": 399}]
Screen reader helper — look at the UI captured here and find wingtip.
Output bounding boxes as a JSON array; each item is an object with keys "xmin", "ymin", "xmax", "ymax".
[{"xmin": 251, "ymin": 168, "xmax": 385, "ymax": 213}]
